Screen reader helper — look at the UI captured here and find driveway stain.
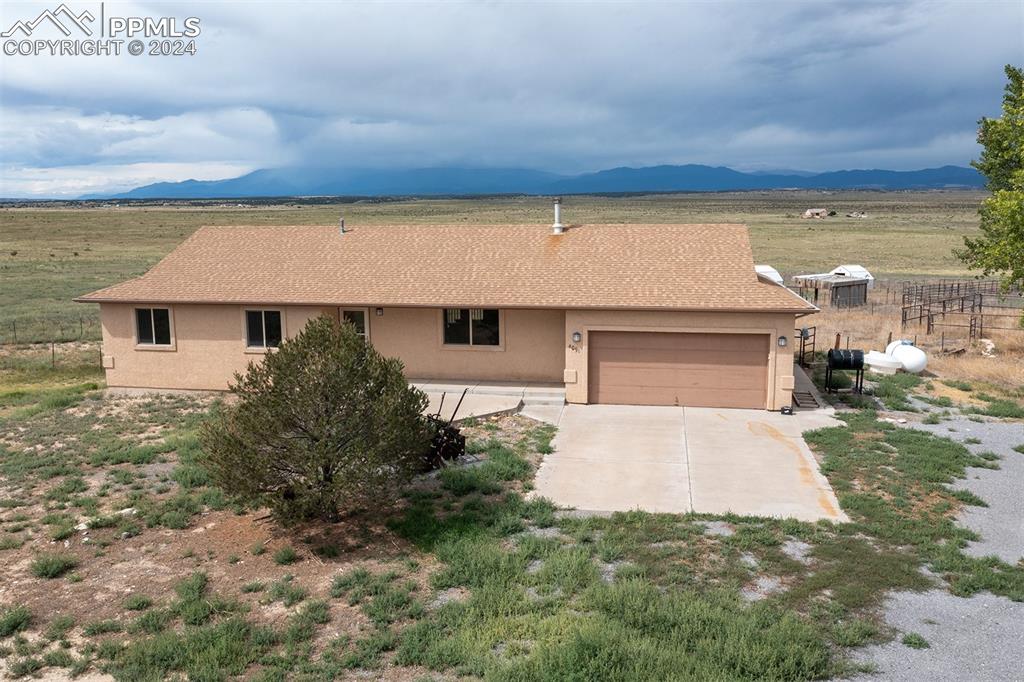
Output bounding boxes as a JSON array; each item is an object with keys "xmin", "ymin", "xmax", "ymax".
[{"xmin": 748, "ymin": 420, "xmax": 840, "ymax": 518}]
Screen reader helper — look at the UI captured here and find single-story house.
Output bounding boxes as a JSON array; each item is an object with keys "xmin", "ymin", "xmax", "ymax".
[{"xmin": 75, "ymin": 223, "xmax": 817, "ymax": 410}]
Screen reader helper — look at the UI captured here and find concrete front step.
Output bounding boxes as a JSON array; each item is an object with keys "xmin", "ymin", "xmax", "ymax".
[
  {"xmin": 522, "ymin": 389, "xmax": 567, "ymax": 398},
  {"xmin": 523, "ymin": 397, "xmax": 567, "ymax": 406}
]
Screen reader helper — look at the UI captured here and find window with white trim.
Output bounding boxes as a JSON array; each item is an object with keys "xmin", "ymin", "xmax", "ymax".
[
  {"xmin": 135, "ymin": 308, "xmax": 172, "ymax": 345},
  {"xmin": 443, "ymin": 308, "xmax": 500, "ymax": 346},
  {"xmin": 341, "ymin": 309, "xmax": 368, "ymax": 339},
  {"xmin": 246, "ymin": 310, "xmax": 282, "ymax": 348}
]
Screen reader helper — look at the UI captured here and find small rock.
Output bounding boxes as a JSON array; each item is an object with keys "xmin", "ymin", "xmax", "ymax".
[
  {"xmin": 74, "ymin": 522, "xmax": 89, "ymax": 531},
  {"xmin": 525, "ymin": 585, "xmax": 562, "ymax": 601},
  {"xmin": 428, "ymin": 587, "xmax": 468, "ymax": 610},
  {"xmin": 116, "ymin": 507, "xmax": 137, "ymax": 516},
  {"xmin": 702, "ymin": 521, "xmax": 735, "ymax": 537},
  {"xmin": 781, "ymin": 539, "xmax": 813, "ymax": 565},
  {"xmin": 521, "ymin": 525, "xmax": 564, "ymax": 539},
  {"xmin": 741, "ymin": 576, "xmax": 785, "ymax": 602},
  {"xmin": 598, "ymin": 561, "xmax": 627, "ymax": 583},
  {"xmin": 740, "ymin": 553, "xmax": 758, "ymax": 568}
]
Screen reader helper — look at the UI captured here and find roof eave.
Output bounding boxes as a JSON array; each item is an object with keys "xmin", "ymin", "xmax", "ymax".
[{"xmin": 73, "ymin": 296, "xmax": 816, "ymax": 314}]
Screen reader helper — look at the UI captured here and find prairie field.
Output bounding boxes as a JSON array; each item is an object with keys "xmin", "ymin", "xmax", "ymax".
[
  {"xmin": 0, "ymin": 190, "xmax": 986, "ymax": 344},
  {"xmin": 1, "ymin": 192, "xmax": 1023, "ymax": 680}
]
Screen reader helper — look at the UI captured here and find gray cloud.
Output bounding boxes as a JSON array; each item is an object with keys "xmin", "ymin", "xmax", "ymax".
[{"xmin": 0, "ymin": 0, "xmax": 1021, "ymax": 196}]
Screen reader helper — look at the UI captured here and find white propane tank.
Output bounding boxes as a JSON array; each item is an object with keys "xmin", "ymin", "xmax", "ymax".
[
  {"xmin": 865, "ymin": 350, "xmax": 901, "ymax": 375},
  {"xmin": 885, "ymin": 339, "xmax": 908, "ymax": 356},
  {"xmin": 891, "ymin": 344, "xmax": 928, "ymax": 374}
]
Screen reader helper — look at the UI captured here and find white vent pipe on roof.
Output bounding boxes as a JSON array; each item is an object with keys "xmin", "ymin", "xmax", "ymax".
[
  {"xmin": 339, "ymin": 214, "xmax": 345, "ymax": 235},
  {"xmin": 552, "ymin": 197, "xmax": 564, "ymax": 234}
]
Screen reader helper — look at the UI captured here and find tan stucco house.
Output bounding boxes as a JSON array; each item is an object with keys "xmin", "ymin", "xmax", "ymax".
[{"xmin": 75, "ymin": 223, "xmax": 816, "ymax": 410}]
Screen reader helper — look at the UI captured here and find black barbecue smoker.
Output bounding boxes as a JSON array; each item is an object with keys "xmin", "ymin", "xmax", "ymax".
[{"xmin": 825, "ymin": 348, "xmax": 865, "ymax": 394}]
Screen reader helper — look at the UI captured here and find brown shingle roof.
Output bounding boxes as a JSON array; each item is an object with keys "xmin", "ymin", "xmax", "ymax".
[{"xmin": 75, "ymin": 224, "xmax": 816, "ymax": 313}]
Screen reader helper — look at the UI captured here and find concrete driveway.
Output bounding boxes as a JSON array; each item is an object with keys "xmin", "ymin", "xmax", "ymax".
[{"xmin": 533, "ymin": 404, "xmax": 846, "ymax": 522}]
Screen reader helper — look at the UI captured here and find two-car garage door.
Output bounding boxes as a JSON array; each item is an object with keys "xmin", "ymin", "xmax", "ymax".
[{"xmin": 587, "ymin": 331, "xmax": 769, "ymax": 408}]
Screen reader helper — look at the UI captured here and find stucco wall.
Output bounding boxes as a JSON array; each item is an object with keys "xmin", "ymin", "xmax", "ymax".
[
  {"xmin": 99, "ymin": 303, "xmax": 339, "ymax": 391},
  {"xmin": 366, "ymin": 307, "xmax": 565, "ymax": 382},
  {"xmin": 98, "ymin": 303, "xmax": 566, "ymax": 390},
  {"xmin": 562, "ymin": 309, "xmax": 798, "ymax": 410},
  {"xmin": 98, "ymin": 303, "xmax": 796, "ymax": 409}
]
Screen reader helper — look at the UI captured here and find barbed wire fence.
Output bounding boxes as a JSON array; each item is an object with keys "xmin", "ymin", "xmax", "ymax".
[
  {"xmin": 0, "ymin": 315, "xmax": 102, "ymax": 346},
  {"xmin": 0, "ymin": 316, "xmax": 104, "ymax": 371}
]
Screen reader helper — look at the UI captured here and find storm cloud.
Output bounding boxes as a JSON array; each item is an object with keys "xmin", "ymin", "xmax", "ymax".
[{"xmin": 1, "ymin": 0, "xmax": 1021, "ymax": 196}]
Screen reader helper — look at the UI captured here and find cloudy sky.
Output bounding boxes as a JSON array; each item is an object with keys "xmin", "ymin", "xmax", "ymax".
[{"xmin": 1, "ymin": 0, "xmax": 1021, "ymax": 197}]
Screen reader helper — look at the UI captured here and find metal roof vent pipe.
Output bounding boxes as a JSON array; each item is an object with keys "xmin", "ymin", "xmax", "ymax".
[
  {"xmin": 551, "ymin": 197, "xmax": 564, "ymax": 234},
  {"xmin": 339, "ymin": 214, "xmax": 346, "ymax": 235}
]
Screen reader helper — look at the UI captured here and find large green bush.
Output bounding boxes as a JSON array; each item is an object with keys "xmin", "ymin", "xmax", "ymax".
[{"xmin": 200, "ymin": 315, "xmax": 430, "ymax": 523}]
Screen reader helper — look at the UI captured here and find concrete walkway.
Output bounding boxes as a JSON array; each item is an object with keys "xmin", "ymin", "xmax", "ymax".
[
  {"xmin": 414, "ymin": 380, "xmax": 564, "ymax": 422},
  {"xmin": 534, "ymin": 404, "xmax": 847, "ymax": 522}
]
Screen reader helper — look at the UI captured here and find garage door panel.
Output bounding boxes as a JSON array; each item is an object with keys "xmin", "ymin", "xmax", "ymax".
[
  {"xmin": 593, "ymin": 349, "xmax": 769, "ymax": 369},
  {"xmin": 590, "ymin": 386, "xmax": 767, "ymax": 409},
  {"xmin": 594, "ymin": 365, "xmax": 764, "ymax": 390},
  {"xmin": 588, "ymin": 331, "xmax": 768, "ymax": 408},
  {"xmin": 591, "ymin": 332, "xmax": 766, "ymax": 352}
]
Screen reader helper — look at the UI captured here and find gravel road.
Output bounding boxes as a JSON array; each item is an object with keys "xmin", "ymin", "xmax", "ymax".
[{"xmin": 849, "ymin": 413, "xmax": 1024, "ymax": 681}]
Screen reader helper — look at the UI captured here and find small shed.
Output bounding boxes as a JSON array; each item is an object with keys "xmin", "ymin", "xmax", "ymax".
[
  {"xmin": 791, "ymin": 274, "xmax": 869, "ymax": 307},
  {"xmin": 829, "ymin": 264, "xmax": 874, "ymax": 289},
  {"xmin": 802, "ymin": 208, "xmax": 828, "ymax": 219},
  {"xmin": 754, "ymin": 264, "xmax": 784, "ymax": 286}
]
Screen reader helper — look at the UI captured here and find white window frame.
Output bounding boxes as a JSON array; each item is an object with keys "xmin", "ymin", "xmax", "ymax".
[
  {"xmin": 244, "ymin": 308, "xmax": 284, "ymax": 352},
  {"xmin": 340, "ymin": 307, "xmax": 371, "ymax": 341},
  {"xmin": 440, "ymin": 308, "xmax": 504, "ymax": 351},
  {"xmin": 133, "ymin": 306, "xmax": 175, "ymax": 351}
]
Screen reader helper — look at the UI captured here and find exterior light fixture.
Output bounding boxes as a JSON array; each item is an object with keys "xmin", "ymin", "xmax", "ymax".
[
  {"xmin": 375, "ymin": 308, "xmax": 384, "ymax": 316},
  {"xmin": 571, "ymin": 331, "xmax": 582, "ymax": 343},
  {"xmin": 778, "ymin": 336, "xmax": 788, "ymax": 347}
]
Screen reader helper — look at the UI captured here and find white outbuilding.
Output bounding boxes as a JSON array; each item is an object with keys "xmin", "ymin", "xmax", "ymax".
[
  {"xmin": 754, "ymin": 265, "xmax": 785, "ymax": 286},
  {"xmin": 829, "ymin": 264, "xmax": 874, "ymax": 288}
]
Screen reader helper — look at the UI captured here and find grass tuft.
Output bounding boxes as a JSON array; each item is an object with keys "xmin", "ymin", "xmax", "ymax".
[
  {"xmin": 0, "ymin": 606, "xmax": 31, "ymax": 637},
  {"xmin": 30, "ymin": 553, "xmax": 79, "ymax": 579},
  {"xmin": 901, "ymin": 632, "xmax": 930, "ymax": 649},
  {"xmin": 273, "ymin": 546, "xmax": 299, "ymax": 565}
]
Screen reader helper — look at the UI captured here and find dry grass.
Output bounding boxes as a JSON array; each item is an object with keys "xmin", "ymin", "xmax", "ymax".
[{"xmin": 928, "ymin": 347, "xmax": 1024, "ymax": 391}]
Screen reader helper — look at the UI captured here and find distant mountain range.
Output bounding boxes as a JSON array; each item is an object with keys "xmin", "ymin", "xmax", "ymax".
[{"xmin": 82, "ymin": 164, "xmax": 984, "ymax": 199}]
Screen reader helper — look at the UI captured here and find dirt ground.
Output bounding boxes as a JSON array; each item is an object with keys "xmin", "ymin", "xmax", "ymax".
[{"xmin": 0, "ymin": 397, "xmax": 541, "ymax": 680}]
